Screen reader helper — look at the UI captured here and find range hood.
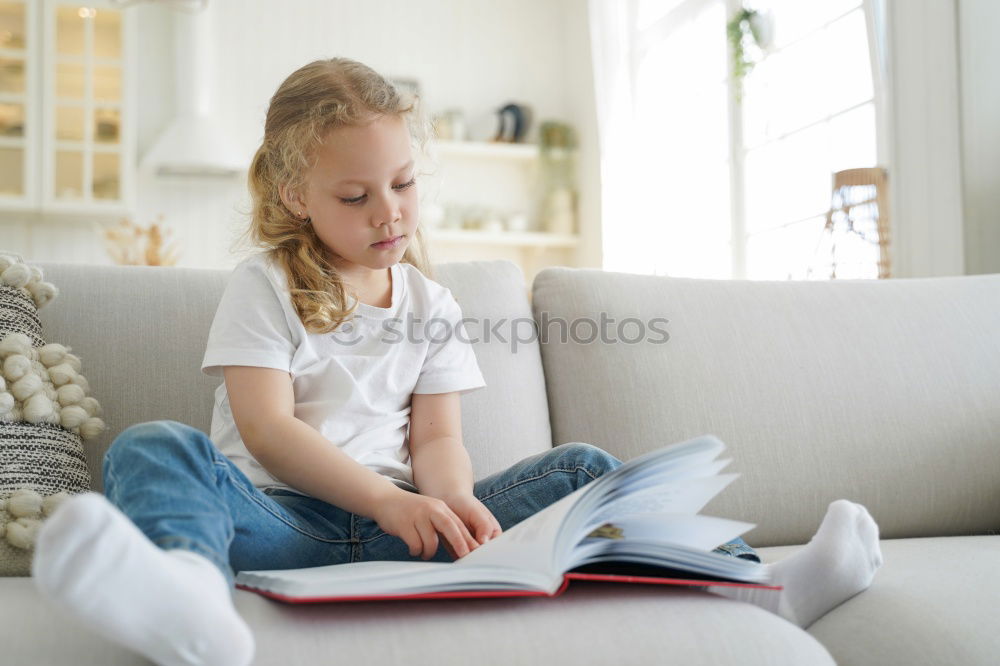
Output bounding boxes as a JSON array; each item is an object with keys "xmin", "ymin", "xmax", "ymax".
[{"xmin": 140, "ymin": 4, "xmax": 245, "ymax": 177}]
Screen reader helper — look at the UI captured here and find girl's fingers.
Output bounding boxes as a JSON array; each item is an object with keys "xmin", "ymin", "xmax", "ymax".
[
  {"xmin": 403, "ymin": 525, "xmax": 422, "ymax": 558},
  {"xmin": 474, "ymin": 520, "xmax": 492, "ymax": 544},
  {"xmin": 461, "ymin": 519, "xmax": 480, "ymax": 550},
  {"xmin": 464, "ymin": 523, "xmax": 481, "ymax": 548},
  {"xmin": 415, "ymin": 520, "xmax": 439, "ymax": 560},
  {"xmin": 449, "ymin": 518, "xmax": 474, "ymax": 558},
  {"xmin": 433, "ymin": 513, "xmax": 471, "ymax": 559},
  {"xmin": 443, "ymin": 524, "xmax": 475, "ymax": 559}
]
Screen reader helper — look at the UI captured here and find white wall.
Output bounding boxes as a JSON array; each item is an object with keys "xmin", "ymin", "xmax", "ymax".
[
  {"xmin": 144, "ymin": 0, "xmax": 600, "ymax": 270},
  {"xmin": 885, "ymin": 0, "xmax": 965, "ymax": 278},
  {"xmin": 8, "ymin": 1, "xmax": 993, "ymax": 277},
  {"xmin": 4, "ymin": 0, "xmax": 601, "ymax": 271},
  {"xmin": 958, "ymin": 0, "xmax": 1000, "ymax": 276}
]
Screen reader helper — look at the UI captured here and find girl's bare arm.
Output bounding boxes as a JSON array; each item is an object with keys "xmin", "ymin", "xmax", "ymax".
[{"xmin": 223, "ymin": 365, "xmax": 403, "ymax": 519}]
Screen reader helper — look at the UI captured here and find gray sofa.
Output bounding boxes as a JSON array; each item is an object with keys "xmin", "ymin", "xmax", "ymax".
[{"xmin": 3, "ymin": 258, "xmax": 999, "ymax": 665}]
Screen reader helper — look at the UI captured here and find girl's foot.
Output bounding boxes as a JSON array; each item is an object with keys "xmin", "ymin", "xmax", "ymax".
[
  {"xmin": 32, "ymin": 492, "xmax": 255, "ymax": 665},
  {"xmin": 710, "ymin": 499, "xmax": 883, "ymax": 628}
]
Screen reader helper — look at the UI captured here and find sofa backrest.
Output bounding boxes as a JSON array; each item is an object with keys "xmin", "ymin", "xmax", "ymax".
[
  {"xmin": 533, "ymin": 267, "xmax": 1000, "ymax": 547},
  {"xmin": 34, "ymin": 259, "xmax": 552, "ymax": 494}
]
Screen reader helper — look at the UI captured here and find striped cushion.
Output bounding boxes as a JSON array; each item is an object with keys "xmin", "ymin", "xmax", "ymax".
[
  {"xmin": 0, "ymin": 285, "xmax": 44, "ymax": 348},
  {"xmin": 0, "ymin": 262, "xmax": 94, "ymax": 576},
  {"xmin": 0, "ymin": 423, "xmax": 90, "ymax": 495}
]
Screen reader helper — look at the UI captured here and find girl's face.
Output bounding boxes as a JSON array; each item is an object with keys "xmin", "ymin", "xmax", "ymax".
[{"xmin": 294, "ymin": 114, "xmax": 418, "ymax": 281}]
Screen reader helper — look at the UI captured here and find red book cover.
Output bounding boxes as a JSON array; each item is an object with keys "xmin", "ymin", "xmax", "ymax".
[{"xmin": 236, "ymin": 571, "xmax": 781, "ymax": 605}]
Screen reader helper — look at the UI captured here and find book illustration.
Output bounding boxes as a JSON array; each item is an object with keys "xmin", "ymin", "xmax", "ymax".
[{"xmin": 587, "ymin": 524, "xmax": 624, "ymax": 539}]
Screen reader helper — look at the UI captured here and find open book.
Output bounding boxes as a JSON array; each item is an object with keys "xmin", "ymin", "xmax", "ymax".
[{"xmin": 235, "ymin": 436, "xmax": 782, "ymax": 603}]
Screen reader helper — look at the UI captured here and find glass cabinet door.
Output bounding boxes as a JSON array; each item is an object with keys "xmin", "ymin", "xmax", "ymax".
[
  {"xmin": 47, "ymin": 1, "xmax": 123, "ymax": 205},
  {"xmin": 0, "ymin": 0, "xmax": 29, "ymax": 200}
]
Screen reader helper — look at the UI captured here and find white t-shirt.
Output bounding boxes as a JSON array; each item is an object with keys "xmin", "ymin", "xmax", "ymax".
[{"xmin": 200, "ymin": 252, "xmax": 486, "ymax": 495}]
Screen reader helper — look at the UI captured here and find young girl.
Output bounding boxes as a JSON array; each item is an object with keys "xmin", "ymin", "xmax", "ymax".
[{"xmin": 31, "ymin": 57, "xmax": 883, "ymax": 666}]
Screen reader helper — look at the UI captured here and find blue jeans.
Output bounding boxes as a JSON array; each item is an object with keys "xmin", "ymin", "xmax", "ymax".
[{"xmin": 102, "ymin": 420, "xmax": 759, "ymax": 592}]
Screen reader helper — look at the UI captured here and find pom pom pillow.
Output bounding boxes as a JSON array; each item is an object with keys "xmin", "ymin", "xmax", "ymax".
[{"xmin": 0, "ymin": 253, "xmax": 106, "ymax": 576}]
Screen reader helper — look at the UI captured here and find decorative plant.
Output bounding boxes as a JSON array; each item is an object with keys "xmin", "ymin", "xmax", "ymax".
[
  {"xmin": 96, "ymin": 216, "xmax": 181, "ymax": 266},
  {"xmin": 727, "ymin": 7, "xmax": 774, "ymax": 102}
]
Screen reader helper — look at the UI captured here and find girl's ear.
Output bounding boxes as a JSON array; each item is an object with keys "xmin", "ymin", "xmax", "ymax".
[{"xmin": 278, "ymin": 182, "xmax": 307, "ymax": 218}]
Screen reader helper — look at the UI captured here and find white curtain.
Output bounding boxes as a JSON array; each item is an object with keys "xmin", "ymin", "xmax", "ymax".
[
  {"xmin": 587, "ymin": 0, "xmax": 644, "ymax": 274},
  {"xmin": 862, "ymin": 0, "xmax": 891, "ymax": 165},
  {"xmin": 588, "ymin": 0, "xmax": 733, "ymax": 278},
  {"xmin": 877, "ymin": 0, "xmax": 965, "ymax": 277}
]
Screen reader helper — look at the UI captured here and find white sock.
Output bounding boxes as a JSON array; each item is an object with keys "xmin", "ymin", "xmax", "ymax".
[
  {"xmin": 709, "ymin": 499, "xmax": 883, "ymax": 628},
  {"xmin": 31, "ymin": 492, "xmax": 255, "ymax": 666}
]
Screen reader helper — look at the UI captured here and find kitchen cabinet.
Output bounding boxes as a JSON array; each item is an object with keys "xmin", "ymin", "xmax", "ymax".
[{"xmin": 0, "ymin": 0, "xmax": 135, "ymax": 215}]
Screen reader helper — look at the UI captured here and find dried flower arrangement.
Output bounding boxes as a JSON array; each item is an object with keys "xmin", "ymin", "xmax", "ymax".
[{"xmin": 96, "ymin": 216, "xmax": 181, "ymax": 266}]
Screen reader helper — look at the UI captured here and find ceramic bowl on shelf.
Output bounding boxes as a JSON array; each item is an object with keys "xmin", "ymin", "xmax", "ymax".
[
  {"xmin": 505, "ymin": 212, "xmax": 529, "ymax": 233},
  {"xmin": 481, "ymin": 217, "xmax": 504, "ymax": 234}
]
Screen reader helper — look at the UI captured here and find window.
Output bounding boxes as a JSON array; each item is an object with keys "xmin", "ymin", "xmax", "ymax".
[
  {"xmin": 742, "ymin": 0, "xmax": 876, "ymax": 280},
  {"xmin": 596, "ymin": 0, "xmax": 880, "ymax": 280}
]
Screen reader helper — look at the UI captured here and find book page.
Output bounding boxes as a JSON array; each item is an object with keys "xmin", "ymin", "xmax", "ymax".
[
  {"xmin": 235, "ymin": 560, "xmax": 558, "ymax": 598},
  {"xmin": 453, "ymin": 488, "xmax": 584, "ymax": 579},
  {"xmin": 581, "ymin": 439, "xmax": 727, "ymax": 500},
  {"xmin": 569, "ymin": 542, "xmax": 771, "ymax": 584},
  {"xmin": 588, "ymin": 513, "xmax": 755, "ymax": 552},
  {"xmin": 601, "ymin": 457, "xmax": 731, "ymax": 498},
  {"xmin": 458, "ymin": 438, "xmax": 728, "ymax": 578},
  {"xmin": 586, "ymin": 474, "xmax": 738, "ymax": 527},
  {"xmin": 560, "ymin": 447, "xmax": 731, "ymax": 536}
]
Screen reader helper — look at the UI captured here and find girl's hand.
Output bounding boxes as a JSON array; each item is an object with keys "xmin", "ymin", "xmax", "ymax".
[
  {"xmin": 372, "ymin": 490, "xmax": 481, "ymax": 561},
  {"xmin": 438, "ymin": 492, "xmax": 503, "ymax": 557}
]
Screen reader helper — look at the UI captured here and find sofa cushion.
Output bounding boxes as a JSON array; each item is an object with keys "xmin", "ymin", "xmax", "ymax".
[
  {"xmin": 431, "ymin": 260, "xmax": 553, "ymax": 476},
  {"xmin": 532, "ymin": 268, "xmax": 1000, "ymax": 547},
  {"xmin": 757, "ymin": 536, "xmax": 1000, "ymax": 665},
  {"xmin": 1, "ymin": 576, "xmax": 833, "ymax": 664},
  {"xmin": 34, "ymin": 262, "xmax": 228, "ymax": 493},
  {"xmin": 34, "ymin": 259, "xmax": 550, "ymax": 491}
]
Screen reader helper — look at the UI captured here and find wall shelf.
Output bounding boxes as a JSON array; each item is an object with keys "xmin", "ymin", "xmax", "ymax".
[
  {"xmin": 426, "ymin": 137, "xmax": 579, "ymax": 284},
  {"xmin": 427, "ymin": 227, "xmax": 579, "ymax": 248},
  {"xmin": 431, "ymin": 139, "xmax": 540, "ymax": 161}
]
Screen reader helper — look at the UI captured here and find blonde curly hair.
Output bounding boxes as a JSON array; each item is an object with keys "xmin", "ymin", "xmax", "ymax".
[{"xmin": 239, "ymin": 57, "xmax": 434, "ymax": 334}]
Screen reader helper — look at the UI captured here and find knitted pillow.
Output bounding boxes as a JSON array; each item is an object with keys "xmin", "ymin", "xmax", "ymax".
[{"xmin": 0, "ymin": 253, "xmax": 106, "ymax": 576}]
